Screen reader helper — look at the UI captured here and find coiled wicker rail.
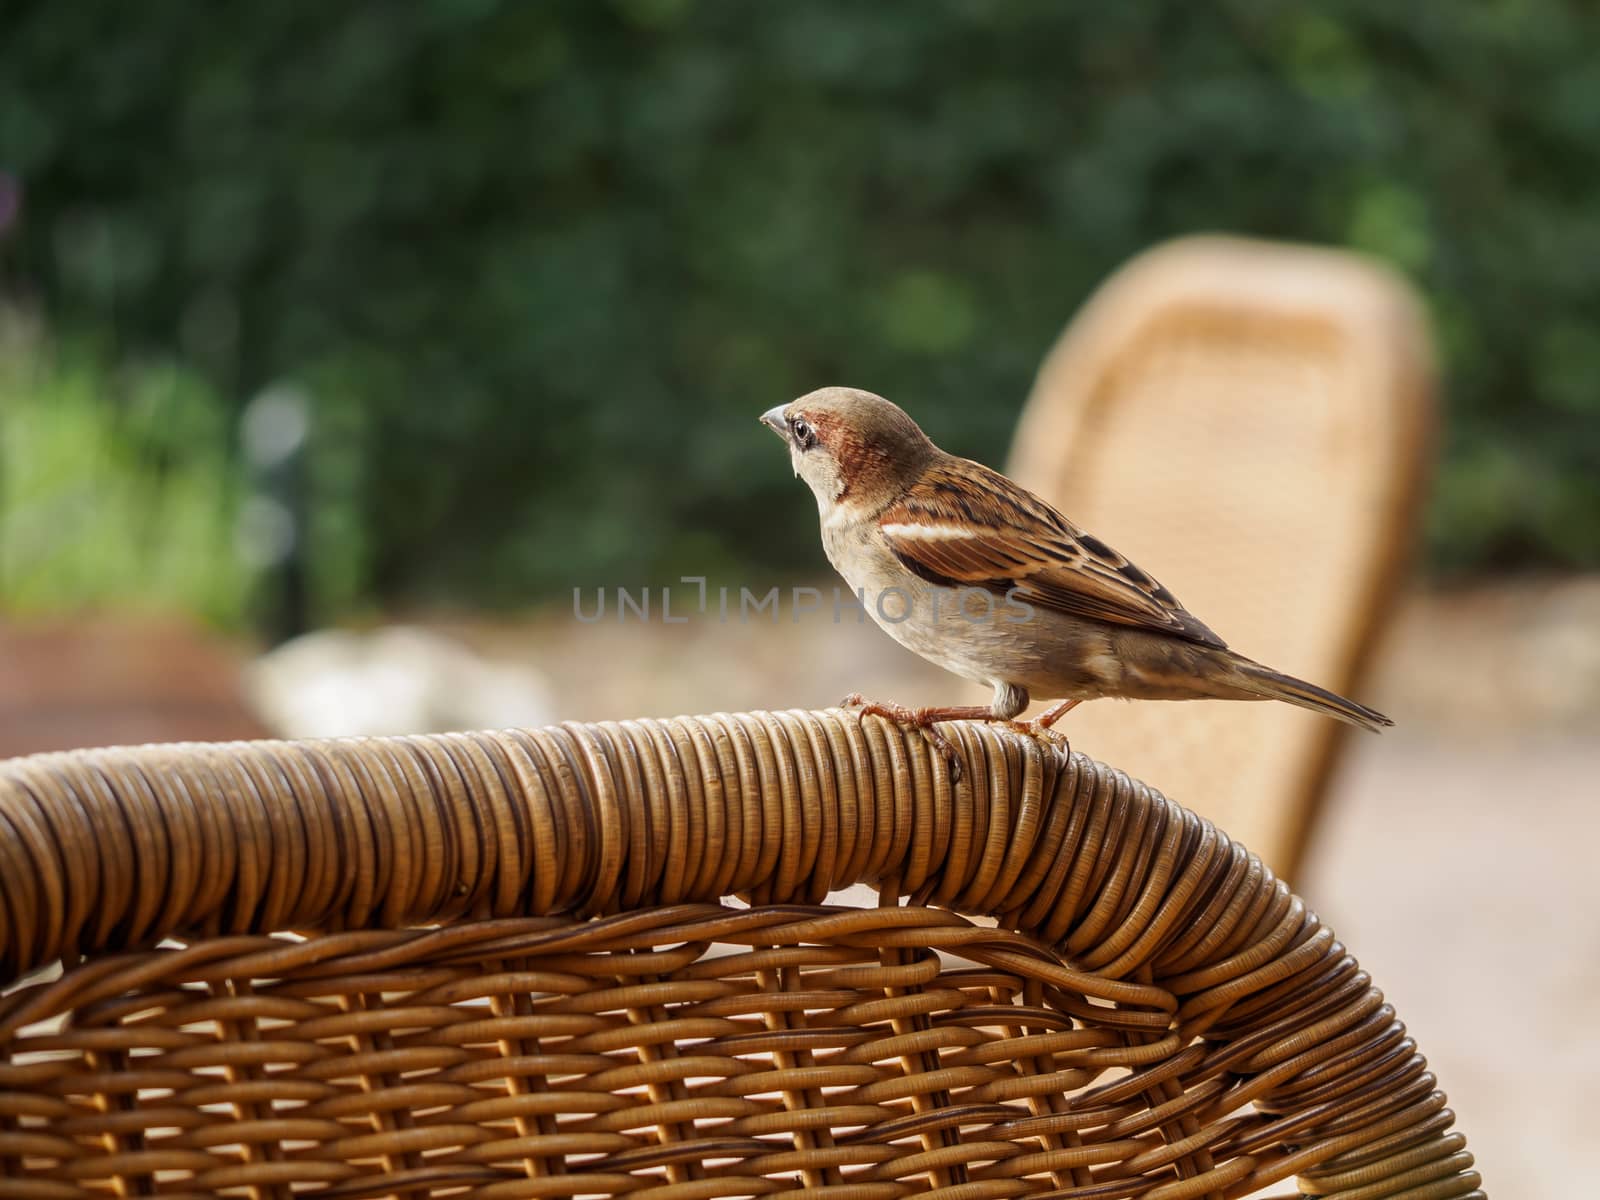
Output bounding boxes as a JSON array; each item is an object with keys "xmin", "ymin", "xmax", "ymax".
[{"xmin": 0, "ymin": 710, "xmax": 1482, "ymax": 1199}]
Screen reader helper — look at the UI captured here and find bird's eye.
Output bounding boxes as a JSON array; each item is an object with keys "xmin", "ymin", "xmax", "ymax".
[{"xmin": 789, "ymin": 417, "xmax": 817, "ymax": 450}]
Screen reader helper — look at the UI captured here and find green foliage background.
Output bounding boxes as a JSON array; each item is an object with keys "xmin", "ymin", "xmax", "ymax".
[{"xmin": 3, "ymin": 0, "xmax": 1598, "ymax": 622}]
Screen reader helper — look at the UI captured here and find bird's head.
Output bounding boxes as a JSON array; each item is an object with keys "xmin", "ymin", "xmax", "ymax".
[{"xmin": 759, "ymin": 386, "xmax": 937, "ymax": 515}]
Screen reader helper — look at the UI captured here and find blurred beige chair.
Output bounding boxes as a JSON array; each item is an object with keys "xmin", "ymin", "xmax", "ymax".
[{"xmin": 1008, "ymin": 235, "xmax": 1435, "ymax": 881}]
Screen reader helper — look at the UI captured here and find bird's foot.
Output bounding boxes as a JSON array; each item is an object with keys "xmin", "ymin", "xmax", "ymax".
[
  {"xmin": 839, "ymin": 693, "xmax": 986, "ymax": 782},
  {"xmin": 1003, "ymin": 699, "xmax": 1080, "ymax": 757},
  {"xmin": 1000, "ymin": 718, "xmax": 1072, "ymax": 757}
]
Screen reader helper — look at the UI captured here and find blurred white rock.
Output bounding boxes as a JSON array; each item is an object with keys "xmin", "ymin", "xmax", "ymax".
[{"xmin": 247, "ymin": 626, "xmax": 554, "ymax": 739}]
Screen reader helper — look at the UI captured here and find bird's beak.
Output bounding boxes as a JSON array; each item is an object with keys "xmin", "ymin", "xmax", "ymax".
[{"xmin": 759, "ymin": 406, "xmax": 788, "ymax": 439}]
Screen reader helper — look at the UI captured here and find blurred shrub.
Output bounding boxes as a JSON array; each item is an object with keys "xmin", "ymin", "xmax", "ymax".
[
  {"xmin": 0, "ymin": 322, "xmax": 247, "ymax": 622},
  {"xmin": 2, "ymin": 1, "xmax": 1598, "ymax": 618}
]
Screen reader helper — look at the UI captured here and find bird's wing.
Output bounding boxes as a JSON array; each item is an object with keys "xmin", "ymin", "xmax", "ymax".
[{"xmin": 878, "ymin": 457, "xmax": 1226, "ymax": 648}]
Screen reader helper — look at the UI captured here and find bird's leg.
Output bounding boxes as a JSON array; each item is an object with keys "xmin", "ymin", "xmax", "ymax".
[
  {"xmin": 1033, "ymin": 698, "xmax": 1081, "ymax": 729},
  {"xmin": 839, "ymin": 694, "xmax": 994, "ymax": 780}
]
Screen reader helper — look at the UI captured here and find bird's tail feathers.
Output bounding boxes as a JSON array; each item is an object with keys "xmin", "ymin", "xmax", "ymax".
[{"xmin": 1230, "ymin": 660, "xmax": 1393, "ymax": 732}]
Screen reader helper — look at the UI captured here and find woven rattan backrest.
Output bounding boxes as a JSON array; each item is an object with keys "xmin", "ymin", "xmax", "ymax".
[
  {"xmin": 0, "ymin": 711, "xmax": 1481, "ymax": 1198},
  {"xmin": 1008, "ymin": 236, "xmax": 1434, "ymax": 880}
]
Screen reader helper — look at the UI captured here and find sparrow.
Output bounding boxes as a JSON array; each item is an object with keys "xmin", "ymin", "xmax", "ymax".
[{"xmin": 760, "ymin": 386, "xmax": 1391, "ymax": 773}]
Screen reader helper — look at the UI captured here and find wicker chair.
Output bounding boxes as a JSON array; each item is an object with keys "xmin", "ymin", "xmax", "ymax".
[
  {"xmin": 1008, "ymin": 237, "xmax": 1435, "ymax": 880},
  {"xmin": 0, "ymin": 712, "xmax": 1482, "ymax": 1199}
]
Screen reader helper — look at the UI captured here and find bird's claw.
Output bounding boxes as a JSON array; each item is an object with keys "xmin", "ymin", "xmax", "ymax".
[{"xmin": 840, "ymin": 694, "xmax": 966, "ymax": 782}]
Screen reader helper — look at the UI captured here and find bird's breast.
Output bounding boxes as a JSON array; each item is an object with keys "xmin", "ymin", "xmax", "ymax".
[{"xmin": 819, "ymin": 520, "xmax": 1057, "ymax": 688}]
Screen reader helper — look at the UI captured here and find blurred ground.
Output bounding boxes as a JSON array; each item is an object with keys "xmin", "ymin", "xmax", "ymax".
[
  {"xmin": 1301, "ymin": 585, "xmax": 1599, "ymax": 1199},
  {"xmin": 1304, "ymin": 731, "xmax": 1594, "ymax": 1196},
  {"xmin": 430, "ymin": 573, "xmax": 1598, "ymax": 1200},
  {"xmin": 0, "ymin": 617, "xmax": 269, "ymax": 757}
]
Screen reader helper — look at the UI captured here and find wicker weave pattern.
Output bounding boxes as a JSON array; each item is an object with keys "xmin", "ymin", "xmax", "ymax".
[{"xmin": 0, "ymin": 712, "xmax": 1482, "ymax": 1198}]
